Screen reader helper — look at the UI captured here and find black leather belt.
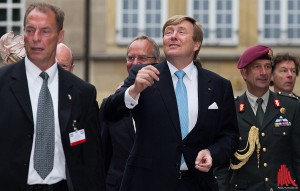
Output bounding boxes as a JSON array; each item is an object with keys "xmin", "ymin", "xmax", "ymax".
[
  {"xmin": 178, "ymin": 170, "xmax": 192, "ymax": 179},
  {"xmin": 27, "ymin": 180, "xmax": 67, "ymax": 191}
]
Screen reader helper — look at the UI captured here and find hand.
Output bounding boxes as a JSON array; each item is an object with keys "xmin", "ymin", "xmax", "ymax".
[
  {"xmin": 129, "ymin": 65, "xmax": 160, "ymax": 98},
  {"xmin": 195, "ymin": 149, "xmax": 212, "ymax": 172}
]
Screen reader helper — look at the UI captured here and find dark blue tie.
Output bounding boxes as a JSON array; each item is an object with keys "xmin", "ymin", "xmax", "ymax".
[
  {"xmin": 256, "ymin": 98, "xmax": 264, "ymax": 126},
  {"xmin": 34, "ymin": 72, "xmax": 55, "ymax": 179},
  {"xmin": 175, "ymin": 70, "xmax": 189, "ymax": 164}
]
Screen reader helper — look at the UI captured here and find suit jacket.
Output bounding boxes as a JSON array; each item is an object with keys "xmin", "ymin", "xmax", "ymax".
[
  {"xmin": 104, "ymin": 61, "xmax": 239, "ymax": 191},
  {"xmin": 0, "ymin": 60, "xmax": 105, "ymax": 191},
  {"xmin": 99, "ymin": 99, "xmax": 135, "ymax": 191},
  {"xmin": 227, "ymin": 92, "xmax": 300, "ymax": 191}
]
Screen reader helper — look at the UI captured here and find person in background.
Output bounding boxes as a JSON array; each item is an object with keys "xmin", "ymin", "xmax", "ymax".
[
  {"xmin": 0, "ymin": 31, "xmax": 26, "ymax": 65},
  {"xmin": 0, "ymin": 3, "xmax": 105, "ymax": 190},
  {"xmin": 215, "ymin": 45, "xmax": 300, "ymax": 191},
  {"xmin": 103, "ymin": 15, "xmax": 239, "ymax": 191},
  {"xmin": 56, "ymin": 42, "xmax": 74, "ymax": 72},
  {"xmin": 99, "ymin": 35, "xmax": 160, "ymax": 191},
  {"xmin": 270, "ymin": 53, "xmax": 299, "ymax": 98}
]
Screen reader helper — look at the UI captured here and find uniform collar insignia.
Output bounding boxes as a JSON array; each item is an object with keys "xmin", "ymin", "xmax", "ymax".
[
  {"xmin": 239, "ymin": 100, "xmax": 245, "ymax": 112},
  {"xmin": 274, "ymin": 97, "xmax": 281, "ymax": 108}
]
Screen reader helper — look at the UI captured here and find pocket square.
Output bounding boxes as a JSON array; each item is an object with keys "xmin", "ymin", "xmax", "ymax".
[{"xmin": 208, "ymin": 102, "xmax": 218, "ymax": 109}]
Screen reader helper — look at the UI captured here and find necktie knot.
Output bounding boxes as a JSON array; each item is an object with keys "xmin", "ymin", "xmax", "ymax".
[
  {"xmin": 40, "ymin": 72, "xmax": 49, "ymax": 81},
  {"xmin": 175, "ymin": 70, "xmax": 186, "ymax": 80},
  {"xmin": 256, "ymin": 98, "xmax": 264, "ymax": 126},
  {"xmin": 256, "ymin": 98, "xmax": 263, "ymax": 105}
]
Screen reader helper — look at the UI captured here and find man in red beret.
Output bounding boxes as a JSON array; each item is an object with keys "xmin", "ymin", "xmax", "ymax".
[{"xmin": 215, "ymin": 45, "xmax": 300, "ymax": 191}]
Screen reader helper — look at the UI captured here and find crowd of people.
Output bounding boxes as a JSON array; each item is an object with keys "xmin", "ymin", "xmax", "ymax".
[{"xmin": 0, "ymin": 2, "xmax": 299, "ymax": 191}]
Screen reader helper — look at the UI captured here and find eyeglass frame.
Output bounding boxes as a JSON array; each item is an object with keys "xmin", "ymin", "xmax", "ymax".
[{"xmin": 126, "ymin": 55, "xmax": 156, "ymax": 62}]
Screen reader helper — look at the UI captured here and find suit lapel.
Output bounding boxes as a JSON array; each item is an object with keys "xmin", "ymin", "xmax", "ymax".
[
  {"xmin": 58, "ymin": 67, "xmax": 73, "ymax": 133},
  {"xmin": 156, "ymin": 61, "xmax": 182, "ymax": 138},
  {"xmin": 10, "ymin": 61, "xmax": 33, "ymax": 123},
  {"xmin": 192, "ymin": 64, "xmax": 213, "ymax": 136}
]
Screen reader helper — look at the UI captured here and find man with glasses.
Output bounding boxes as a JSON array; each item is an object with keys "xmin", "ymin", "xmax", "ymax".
[
  {"xmin": 99, "ymin": 35, "xmax": 160, "ymax": 191},
  {"xmin": 56, "ymin": 43, "xmax": 74, "ymax": 72}
]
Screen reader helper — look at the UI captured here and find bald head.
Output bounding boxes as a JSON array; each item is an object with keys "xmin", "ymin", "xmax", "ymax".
[{"xmin": 56, "ymin": 43, "xmax": 74, "ymax": 72}]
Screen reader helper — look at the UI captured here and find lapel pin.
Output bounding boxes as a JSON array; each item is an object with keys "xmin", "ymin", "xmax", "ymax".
[{"xmin": 68, "ymin": 94, "xmax": 72, "ymax": 100}]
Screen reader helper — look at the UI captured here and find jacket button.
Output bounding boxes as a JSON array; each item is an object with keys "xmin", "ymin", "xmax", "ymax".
[
  {"xmin": 261, "ymin": 132, "xmax": 265, "ymax": 137},
  {"xmin": 265, "ymin": 177, "xmax": 269, "ymax": 182},
  {"xmin": 263, "ymin": 148, "xmax": 267, "ymax": 152},
  {"xmin": 264, "ymin": 163, "xmax": 268, "ymax": 167}
]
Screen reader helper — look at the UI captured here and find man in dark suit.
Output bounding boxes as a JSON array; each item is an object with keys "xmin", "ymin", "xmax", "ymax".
[
  {"xmin": 215, "ymin": 45, "xmax": 300, "ymax": 191},
  {"xmin": 0, "ymin": 3, "xmax": 105, "ymax": 190},
  {"xmin": 99, "ymin": 35, "xmax": 160, "ymax": 191},
  {"xmin": 104, "ymin": 15, "xmax": 239, "ymax": 191}
]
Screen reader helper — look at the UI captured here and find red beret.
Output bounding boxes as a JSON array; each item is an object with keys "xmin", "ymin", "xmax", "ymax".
[{"xmin": 237, "ymin": 45, "xmax": 273, "ymax": 69}]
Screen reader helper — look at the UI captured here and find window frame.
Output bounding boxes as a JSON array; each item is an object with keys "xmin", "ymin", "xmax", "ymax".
[
  {"xmin": 187, "ymin": 0, "xmax": 239, "ymax": 46},
  {"xmin": 258, "ymin": 0, "xmax": 300, "ymax": 45},
  {"xmin": 116, "ymin": 0, "xmax": 167, "ymax": 45},
  {"xmin": 0, "ymin": 0, "xmax": 25, "ymax": 36}
]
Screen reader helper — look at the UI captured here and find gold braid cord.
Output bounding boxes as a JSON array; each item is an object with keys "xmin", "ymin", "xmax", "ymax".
[{"xmin": 230, "ymin": 126, "xmax": 261, "ymax": 170}]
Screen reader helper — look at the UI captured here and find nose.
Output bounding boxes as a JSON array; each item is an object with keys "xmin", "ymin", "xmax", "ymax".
[
  {"xmin": 170, "ymin": 31, "xmax": 178, "ymax": 40},
  {"xmin": 287, "ymin": 70, "xmax": 293, "ymax": 76},
  {"xmin": 132, "ymin": 58, "xmax": 141, "ymax": 65},
  {"xmin": 260, "ymin": 67, "xmax": 267, "ymax": 74},
  {"xmin": 32, "ymin": 31, "xmax": 41, "ymax": 41}
]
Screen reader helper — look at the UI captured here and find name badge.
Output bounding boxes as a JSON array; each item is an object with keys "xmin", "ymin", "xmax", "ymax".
[{"xmin": 69, "ymin": 129, "xmax": 86, "ymax": 146}]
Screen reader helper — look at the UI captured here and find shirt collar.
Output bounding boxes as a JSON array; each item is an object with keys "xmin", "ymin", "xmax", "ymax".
[
  {"xmin": 246, "ymin": 90, "xmax": 269, "ymax": 108},
  {"xmin": 25, "ymin": 57, "xmax": 58, "ymax": 84},
  {"xmin": 167, "ymin": 61, "xmax": 196, "ymax": 81}
]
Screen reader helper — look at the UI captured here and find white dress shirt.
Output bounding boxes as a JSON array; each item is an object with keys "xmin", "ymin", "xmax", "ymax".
[{"xmin": 25, "ymin": 57, "xmax": 66, "ymax": 184}]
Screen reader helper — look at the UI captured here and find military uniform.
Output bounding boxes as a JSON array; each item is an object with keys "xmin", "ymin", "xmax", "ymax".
[
  {"xmin": 229, "ymin": 91, "xmax": 300, "ymax": 191},
  {"xmin": 278, "ymin": 92, "xmax": 299, "ymax": 100}
]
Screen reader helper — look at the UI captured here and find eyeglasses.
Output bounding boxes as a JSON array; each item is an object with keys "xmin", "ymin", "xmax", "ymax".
[
  {"xmin": 126, "ymin": 55, "xmax": 156, "ymax": 62},
  {"xmin": 58, "ymin": 63, "xmax": 73, "ymax": 70}
]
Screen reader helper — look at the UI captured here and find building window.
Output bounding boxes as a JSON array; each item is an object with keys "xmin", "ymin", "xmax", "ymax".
[
  {"xmin": 116, "ymin": 0, "xmax": 167, "ymax": 45},
  {"xmin": 187, "ymin": 0, "xmax": 239, "ymax": 46},
  {"xmin": 0, "ymin": 0, "xmax": 24, "ymax": 37},
  {"xmin": 259, "ymin": 0, "xmax": 300, "ymax": 45}
]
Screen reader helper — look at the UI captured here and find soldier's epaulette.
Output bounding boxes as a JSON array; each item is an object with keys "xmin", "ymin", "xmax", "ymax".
[{"xmin": 277, "ymin": 91, "xmax": 299, "ymax": 100}]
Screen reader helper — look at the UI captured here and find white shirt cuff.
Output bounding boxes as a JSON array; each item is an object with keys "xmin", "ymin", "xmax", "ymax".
[{"xmin": 124, "ymin": 86, "xmax": 139, "ymax": 109}]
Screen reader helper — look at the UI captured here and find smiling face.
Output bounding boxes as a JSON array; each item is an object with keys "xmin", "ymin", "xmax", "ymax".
[
  {"xmin": 241, "ymin": 59, "xmax": 272, "ymax": 97},
  {"xmin": 271, "ymin": 60, "xmax": 297, "ymax": 94},
  {"xmin": 24, "ymin": 9, "xmax": 64, "ymax": 70},
  {"xmin": 163, "ymin": 20, "xmax": 201, "ymax": 68}
]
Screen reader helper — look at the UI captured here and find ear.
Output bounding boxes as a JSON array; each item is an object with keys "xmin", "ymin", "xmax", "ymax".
[
  {"xmin": 240, "ymin": 69, "xmax": 247, "ymax": 81},
  {"xmin": 58, "ymin": 29, "xmax": 64, "ymax": 44},
  {"xmin": 194, "ymin": 41, "xmax": 201, "ymax": 51}
]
